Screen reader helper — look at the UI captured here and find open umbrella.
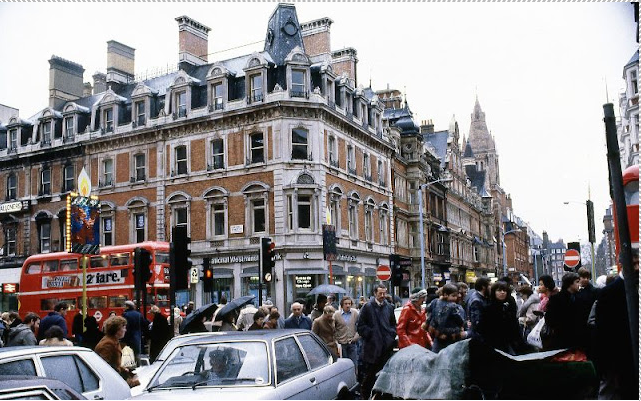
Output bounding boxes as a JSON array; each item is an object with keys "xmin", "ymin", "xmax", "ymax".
[
  {"xmin": 214, "ymin": 295, "xmax": 256, "ymax": 321},
  {"xmin": 307, "ymin": 284, "xmax": 347, "ymax": 296},
  {"xmin": 179, "ymin": 302, "xmax": 218, "ymax": 334}
]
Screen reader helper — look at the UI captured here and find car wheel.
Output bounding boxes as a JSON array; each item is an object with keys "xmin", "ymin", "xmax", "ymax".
[{"xmin": 336, "ymin": 387, "xmax": 353, "ymax": 400}]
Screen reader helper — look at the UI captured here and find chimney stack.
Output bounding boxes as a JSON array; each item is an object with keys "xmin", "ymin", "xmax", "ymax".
[
  {"xmin": 83, "ymin": 82, "xmax": 93, "ymax": 97},
  {"xmin": 331, "ymin": 48, "xmax": 358, "ymax": 85},
  {"xmin": 93, "ymin": 72, "xmax": 107, "ymax": 94},
  {"xmin": 300, "ymin": 17, "xmax": 333, "ymax": 58},
  {"xmin": 176, "ymin": 15, "xmax": 211, "ymax": 69},
  {"xmin": 106, "ymin": 40, "xmax": 135, "ymax": 85},
  {"xmin": 420, "ymin": 119, "xmax": 434, "ymax": 134},
  {"xmin": 48, "ymin": 55, "xmax": 85, "ymax": 110}
]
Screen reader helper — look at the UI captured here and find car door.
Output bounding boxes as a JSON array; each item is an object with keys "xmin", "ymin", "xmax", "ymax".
[
  {"xmin": 296, "ymin": 333, "xmax": 338, "ymax": 399},
  {"xmin": 39, "ymin": 354, "xmax": 102, "ymax": 400},
  {"xmin": 273, "ymin": 336, "xmax": 320, "ymax": 400},
  {"xmin": 0, "ymin": 357, "xmax": 38, "ymax": 376}
]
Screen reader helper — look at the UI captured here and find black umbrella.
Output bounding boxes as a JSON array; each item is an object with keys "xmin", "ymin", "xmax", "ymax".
[
  {"xmin": 307, "ymin": 284, "xmax": 347, "ymax": 296},
  {"xmin": 179, "ymin": 302, "xmax": 218, "ymax": 334},
  {"xmin": 214, "ymin": 295, "xmax": 256, "ymax": 321}
]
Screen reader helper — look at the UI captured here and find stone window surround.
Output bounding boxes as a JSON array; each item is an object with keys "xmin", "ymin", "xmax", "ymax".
[
  {"xmin": 242, "ymin": 182, "xmax": 270, "ymax": 237},
  {"xmin": 290, "ymin": 123, "xmax": 311, "ymax": 161},
  {"xmin": 379, "ymin": 203, "xmax": 390, "ymax": 245},
  {"xmin": 132, "ymin": 151, "xmax": 147, "ymax": 182},
  {"xmin": 62, "ymin": 163, "xmax": 75, "ymax": 193},
  {"xmin": 172, "ymin": 142, "xmax": 189, "ymax": 176},
  {"xmin": 328, "ymin": 185, "xmax": 343, "ymax": 237},
  {"xmin": 40, "ymin": 166, "xmax": 51, "ymax": 195},
  {"xmin": 168, "ymin": 192, "xmax": 191, "ymax": 236},
  {"xmin": 101, "ymin": 203, "xmax": 115, "ymax": 246},
  {"xmin": 127, "ymin": 198, "xmax": 149, "ymax": 243},
  {"xmin": 100, "ymin": 156, "xmax": 115, "ymax": 187},
  {"xmin": 208, "ymin": 136, "xmax": 226, "ymax": 171},
  {"xmin": 130, "ymin": 83, "xmax": 157, "ymax": 128},
  {"xmin": 247, "ymin": 130, "xmax": 266, "ymax": 165},
  {"xmin": 364, "ymin": 197, "xmax": 375, "ymax": 242},
  {"xmin": 347, "ymin": 191, "xmax": 361, "ymax": 240},
  {"xmin": 5, "ymin": 171, "xmax": 16, "ymax": 200},
  {"xmin": 206, "ymin": 64, "xmax": 232, "ymax": 112},
  {"xmin": 283, "ymin": 180, "xmax": 320, "ymax": 233},
  {"xmin": 204, "ymin": 187, "xmax": 229, "ymax": 240},
  {"xmin": 244, "ymin": 55, "xmax": 268, "ymax": 104}
]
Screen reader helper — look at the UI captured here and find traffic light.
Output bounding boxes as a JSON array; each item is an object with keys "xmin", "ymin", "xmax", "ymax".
[
  {"xmin": 586, "ymin": 200, "xmax": 596, "ymax": 243},
  {"xmin": 202, "ymin": 257, "xmax": 213, "ymax": 293},
  {"xmin": 171, "ymin": 226, "xmax": 191, "ymax": 290},
  {"xmin": 389, "ymin": 254, "xmax": 402, "ymax": 286},
  {"xmin": 134, "ymin": 247, "xmax": 152, "ymax": 291},
  {"xmin": 261, "ymin": 237, "xmax": 275, "ymax": 283}
]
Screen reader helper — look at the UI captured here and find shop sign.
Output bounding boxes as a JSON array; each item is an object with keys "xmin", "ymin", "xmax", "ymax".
[
  {"xmin": 0, "ymin": 200, "xmax": 30, "ymax": 214},
  {"xmin": 336, "ymin": 254, "xmax": 357, "ymax": 262},
  {"xmin": 211, "ymin": 254, "xmax": 259, "ymax": 264},
  {"xmin": 2, "ymin": 283, "xmax": 18, "ymax": 293},
  {"xmin": 295, "ymin": 275, "xmax": 312, "ymax": 289}
]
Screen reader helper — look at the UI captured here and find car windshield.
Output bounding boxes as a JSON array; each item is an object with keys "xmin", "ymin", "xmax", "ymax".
[{"xmin": 148, "ymin": 342, "xmax": 270, "ymax": 390}]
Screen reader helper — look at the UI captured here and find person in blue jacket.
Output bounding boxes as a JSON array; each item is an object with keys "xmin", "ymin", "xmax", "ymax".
[{"xmin": 38, "ymin": 302, "xmax": 69, "ymax": 342}]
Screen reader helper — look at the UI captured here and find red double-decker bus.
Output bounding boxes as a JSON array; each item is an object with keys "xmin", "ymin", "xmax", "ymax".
[
  {"xmin": 613, "ymin": 164, "xmax": 639, "ymax": 271},
  {"xmin": 18, "ymin": 241, "xmax": 170, "ymax": 335}
]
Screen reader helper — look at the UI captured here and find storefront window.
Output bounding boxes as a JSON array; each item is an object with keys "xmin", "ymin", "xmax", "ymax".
[
  {"xmin": 212, "ymin": 278, "xmax": 233, "ymax": 305},
  {"xmin": 242, "ymin": 276, "xmax": 261, "ymax": 306}
]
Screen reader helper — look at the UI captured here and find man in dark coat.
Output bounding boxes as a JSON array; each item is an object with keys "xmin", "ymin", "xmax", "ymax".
[
  {"xmin": 122, "ymin": 300, "xmax": 144, "ymax": 362},
  {"xmin": 356, "ymin": 283, "xmax": 396, "ymax": 399},
  {"xmin": 575, "ymin": 267, "xmax": 598, "ymax": 356},
  {"xmin": 466, "ymin": 277, "xmax": 490, "ymax": 342},
  {"xmin": 38, "ymin": 302, "xmax": 69, "ymax": 342},
  {"xmin": 593, "ymin": 251, "xmax": 638, "ymax": 399},
  {"xmin": 148, "ymin": 306, "xmax": 171, "ymax": 363},
  {"xmin": 284, "ymin": 302, "xmax": 312, "ymax": 330},
  {"xmin": 545, "ymin": 272, "xmax": 582, "ymax": 350}
]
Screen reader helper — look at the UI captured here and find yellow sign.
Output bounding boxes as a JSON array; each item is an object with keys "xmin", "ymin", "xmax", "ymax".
[{"xmin": 78, "ymin": 167, "xmax": 91, "ymax": 197}]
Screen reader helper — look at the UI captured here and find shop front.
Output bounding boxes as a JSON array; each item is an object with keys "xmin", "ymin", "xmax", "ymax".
[
  {"xmin": 212, "ymin": 268, "xmax": 233, "ymax": 305},
  {"xmin": 0, "ymin": 282, "xmax": 18, "ymax": 311}
]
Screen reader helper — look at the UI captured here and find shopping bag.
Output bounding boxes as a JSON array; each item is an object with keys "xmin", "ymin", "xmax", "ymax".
[
  {"xmin": 526, "ymin": 317, "xmax": 545, "ymax": 349},
  {"xmin": 121, "ymin": 345, "xmax": 137, "ymax": 368}
]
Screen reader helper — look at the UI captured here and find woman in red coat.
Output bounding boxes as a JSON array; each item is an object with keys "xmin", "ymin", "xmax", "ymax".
[{"xmin": 396, "ymin": 288, "xmax": 432, "ymax": 349}]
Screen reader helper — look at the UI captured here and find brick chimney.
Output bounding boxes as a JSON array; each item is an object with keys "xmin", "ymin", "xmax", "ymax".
[
  {"xmin": 106, "ymin": 40, "xmax": 135, "ymax": 85},
  {"xmin": 300, "ymin": 17, "xmax": 333, "ymax": 58},
  {"xmin": 93, "ymin": 72, "xmax": 107, "ymax": 94},
  {"xmin": 48, "ymin": 55, "xmax": 85, "ymax": 110},
  {"xmin": 176, "ymin": 15, "xmax": 211, "ymax": 69},
  {"xmin": 331, "ymin": 48, "xmax": 358, "ymax": 85}
]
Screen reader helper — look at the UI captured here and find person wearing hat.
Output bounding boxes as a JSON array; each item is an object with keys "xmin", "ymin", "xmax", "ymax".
[
  {"xmin": 310, "ymin": 294, "xmax": 328, "ymax": 322},
  {"xmin": 397, "ymin": 288, "xmax": 431, "ymax": 349},
  {"xmin": 122, "ymin": 300, "xmax": 144, "ymax": 364}
]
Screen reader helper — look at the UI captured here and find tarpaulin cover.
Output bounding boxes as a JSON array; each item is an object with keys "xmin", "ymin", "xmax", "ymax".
[{"xmin": 372, "ymin": 340, "xmax": 471, "ymax": 400}]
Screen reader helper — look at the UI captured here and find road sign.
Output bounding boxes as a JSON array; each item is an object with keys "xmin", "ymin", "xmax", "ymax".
[
  {"xmin": 564, "ymin": 249, "xmax": 581, "ymax": 268},
  {"xmin": 190, "ymin": 267, "xmax": 199, "ymax": 284},
  {"xmin": 376, "ymin": 265, "xmax": 391, "ymax": 281}
]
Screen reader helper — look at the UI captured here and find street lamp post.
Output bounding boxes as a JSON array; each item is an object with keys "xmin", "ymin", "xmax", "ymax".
[
  {"xmin": 418, "ymin": 178, "xmax": 452, "ymax": 289},
  {"xmin": 502, "ymin": 228, "xmax": 521, "ymax": 279},
  {"xmin": 563, "ymin": 200, "xmax": 596, "ymax": 279}
]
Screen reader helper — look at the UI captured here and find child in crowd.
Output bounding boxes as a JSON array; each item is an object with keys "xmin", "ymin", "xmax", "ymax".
[{"xmin": 430, "ymin": 284, "xmax": 467, "ymax": 353}]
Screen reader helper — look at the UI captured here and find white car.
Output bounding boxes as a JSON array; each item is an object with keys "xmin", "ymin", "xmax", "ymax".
[{"xmin": 0, "ymin": 346, "xmax": 131, "ymax": 400}]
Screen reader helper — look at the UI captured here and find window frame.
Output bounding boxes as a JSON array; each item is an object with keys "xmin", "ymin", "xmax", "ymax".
[
  {"xmin": 64, "ymin": 116, "xmax": 74, "ymax": 138},
  {"xmin": 176, "ymin": 91, "xmax": 187, "ymax": 118},
  {"xmin": 175, "ymin": 144, "xmax": 188, "ymax": 176},
  {"xmin": 328, "ymin": 135, "xmax": 337, "ymax": 166},
  {"xmin": 9, "ymin": 129, "xmax": 17, "ymax": 150},
  {"xmin": 134, "ymin": 153, "xmax": 146, "ymax": 182},
  {"xmin": 43, "ymin": 121, "xmax": 52, "ymax": 145},
  {"xmin": 250, "ymin": 74, "xmax": 263, "ymax": 103},
  {"xmin": 249, "ymin": 132, "xmax": 265, "ymax": 164},
  {"xmin": 212, "ymin": 82, "xmax": 224, "ymax": 110},
  {"xmin": 290, "ymin": 69, "xmax": 306, "ymax": 98},
  {"xmin": 291, "ymin": 127, "xmax": 309, "ymax": 160},
  {"xmin": 40, "ymin": 222, "xmax": 51, "ymax": 253},
  {"xmin": 6, "ymin": 173, "xmax": 16, "ymax": 200},
  {"xmin": 63, "ymin": 164, "xmax": 75, "ymax": 193},
  {"xmin": 135, "ymin": 101, "xmax": 146, "ymax": 126},
  {"xmin": 210, "ymin": 138, "xmax": 225, "ymax": 170},
  {"xmin": 5, "ymin": 225, "xmax": 17, "ymax": 255},
  {"xmin": 102, "ymin": 158, "xmax": 114, "ymax": 187},
  {"xmin": 103, "ymin": 107, "xmax": 114, "ymax": 133},
  {"xmin": 41, "ymin": 167, "xmax": 51, "ymax": 195}
]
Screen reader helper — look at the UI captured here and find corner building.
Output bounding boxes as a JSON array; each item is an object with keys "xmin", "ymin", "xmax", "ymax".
[{"xmin": 0, "ymin": 4, "xmax": 396, "ymax": 312}]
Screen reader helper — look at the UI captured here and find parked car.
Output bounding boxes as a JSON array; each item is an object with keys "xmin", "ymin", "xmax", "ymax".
[
  {"xmin": 0, "ymin": 375, "xmax": 86, "ymax": 400},
  {"xmin": 132, "ymin": 332, "xmax": 215, "ymax": 396},
  {"xmin": 0, "ymin": 346, "xmax": 131, "ymax": 400},
  {"xmin": 131, "ymin": 329, "xmax": 358, "ymax": 400}
]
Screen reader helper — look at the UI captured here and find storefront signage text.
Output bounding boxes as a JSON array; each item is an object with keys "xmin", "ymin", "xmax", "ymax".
[
  {"xmin": 336, "ymin": 254, "xmax": 357, "ymax": 262},
  {"xmin": 42, "ymin": 270, "xmax": 125, "ymax": 289},
  {"xmin": 295, "ymin": 276, "xmax": 312, "ymax": 289},
  {"xmin": 211, "ymin": 254, "xmax": 260, "ymax": 264},
  {"xmin": 0, "ymin": 200, "xmax": 29, "ymax": 214}
]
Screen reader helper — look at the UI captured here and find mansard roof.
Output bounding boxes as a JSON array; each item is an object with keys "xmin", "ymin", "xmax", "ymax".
[
  {"xmin": 465, "ymin": 164, "xmax": 488, "ymax": 196},
  {"xmin": 624, "ymin": 50, "xmax": 639, "ymax": 69},
  {"xmin": 423, "ymin": 130, "xmax": 449, "ymax": 168}
]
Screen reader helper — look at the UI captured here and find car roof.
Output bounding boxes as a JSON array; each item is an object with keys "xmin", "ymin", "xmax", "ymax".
[
  {"xmin": 0, "ymin": 346, "xmax": 94, "ymax": 358},
  {"xmin": 178, "ymin": 329, "xmax": 312, "ymax": 345},
  {"xmin": 0, "ymin": 375, "xmax": 86, "ymax": 399}
]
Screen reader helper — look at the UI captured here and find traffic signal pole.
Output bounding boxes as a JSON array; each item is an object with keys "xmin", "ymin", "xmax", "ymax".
[{"xmin": 169, "ymin": 242, "xmax": 176, "ymax": 338}]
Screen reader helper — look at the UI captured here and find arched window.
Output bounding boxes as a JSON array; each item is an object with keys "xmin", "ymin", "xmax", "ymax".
[
  {"xmin": 364, "ymin": 198, "xmax": 375, "ymax": 242},
  {"xmin": 127, "ymin": 198, "xmax": 149, "ymax": 243},
  {"xmin": 379, "ymin": 203, "xmax": 390, "ymax": 245},
  {"xmin": 328, "ymin": 185, "xmax": 343, "ymax": 236},
  {"xmin": 243, "ymin": 183, "xmax": 269, "ymax": 235},
  {"xmin": 168, "ymin": 193, "xmax": 191, "ymax": 235},
  {"xmin": 347, "ymin": 192, "xmax": 361, "ymax": 240}
]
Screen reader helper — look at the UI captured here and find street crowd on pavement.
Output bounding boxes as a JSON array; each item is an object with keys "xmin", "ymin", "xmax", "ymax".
[{"xmin": 1, "ymin": 250, "xmax": 638, "ymax": 399}]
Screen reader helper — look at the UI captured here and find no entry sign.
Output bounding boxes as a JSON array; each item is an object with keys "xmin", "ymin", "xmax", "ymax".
[
  {"xmin": 376, "ymin": 265, "xmax": 391, "ymax": 281},
  {"xmin": 564, "ymin": 249, "xmax": 581, "ymax": 269}
]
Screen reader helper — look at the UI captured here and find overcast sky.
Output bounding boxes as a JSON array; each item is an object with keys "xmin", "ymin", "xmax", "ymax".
[{"xmin": 0, "ymin": 1, "xmax": 637, "ymax": 246}]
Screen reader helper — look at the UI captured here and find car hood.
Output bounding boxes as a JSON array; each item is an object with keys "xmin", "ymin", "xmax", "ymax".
[
  {"xmin": 131, "ymin": 363, "xmax": 162, "ymax": 396},
  {"xmin": 131, "ymin": 387, "xmax": 276, "ymax": 400}
]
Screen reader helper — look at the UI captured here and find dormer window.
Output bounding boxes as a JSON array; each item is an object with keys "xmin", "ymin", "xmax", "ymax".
[
  {"xmin": 43, "ymin": 122, "xmax": 52, "ymax": 145},
  {"xmin": 104, "ymin": 107, "xmax": 114, "ymax": 133},
  {"xmin": 291, "ymin": 70, "xmax": 306, "ymax": 98},
  {"xmin": 64, "ymin": 117, "xmax": 74, "ymax": 138},
  {"xmin": 176, "ymin": 91, "xmax": 187, "ymax": 118},
  {"xmin": 135, "ymin": 101, "xmax": 145, "ymax": 126},
  {"xmin": 9, "ymin": 129, "xmax": 17, "ymax": 150},
  {"xmin": 213, "ymin": 82, "xmax": 224, "ymax": 110},
  {"xmin": 250, "ymin": 74, "xmax": 263, "ymax": 103}
]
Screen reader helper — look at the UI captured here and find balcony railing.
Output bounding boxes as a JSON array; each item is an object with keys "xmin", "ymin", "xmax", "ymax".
[{"xmin": 290, "ymin": 90, "xmax": 307, "ymax": 99}]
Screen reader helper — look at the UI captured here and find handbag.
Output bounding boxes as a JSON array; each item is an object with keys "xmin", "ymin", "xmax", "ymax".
[
  {"xmin": 121, "ymin": 345, "xmax": 137, "ymax": 369},
  {"xmin": 526, "ymin": 317, "xmax": 545, "ymax": 349}
]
